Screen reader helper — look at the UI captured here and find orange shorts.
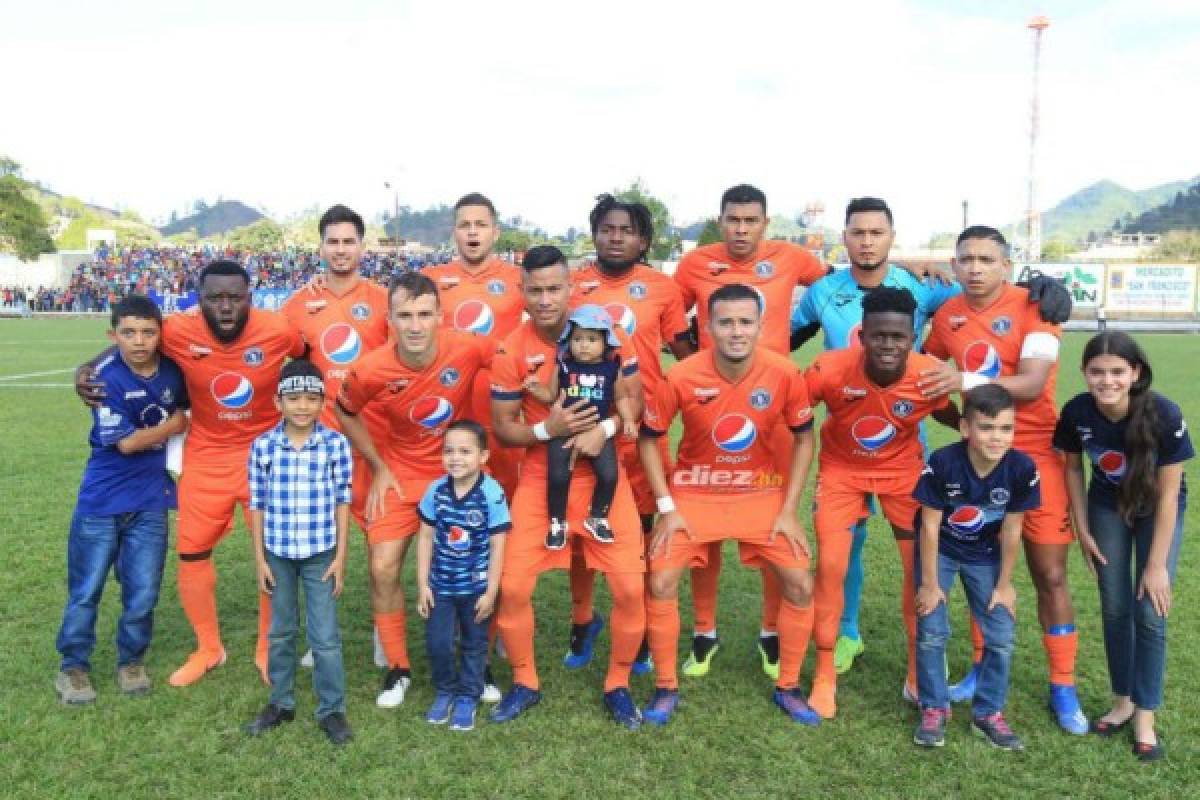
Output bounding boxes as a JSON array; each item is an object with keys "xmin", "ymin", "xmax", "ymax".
[
  {"xmin": 504, "ymin": 468, "xmax": 645, "ymax": 577},
  {"xmin": 620, "ymin": 434, "xmax": 671, "ymax": 516},
  {"xmin": 650, "ymin": 491, "xmax": 808, "ymax": 571},
  {"xmin": 177, "ymin": 456, "xmax": 251, "ymax": 555},
  {"xmin": 813, "ymin": 468, "xmax": 920, "ymax": 540},
  {"xmin": 365, "ymin": 472, "xmax": 437, "ymax": 546},
  {"xmin": 1023, "ymin": 448, "xmax": 1074, "ymax": 545}
]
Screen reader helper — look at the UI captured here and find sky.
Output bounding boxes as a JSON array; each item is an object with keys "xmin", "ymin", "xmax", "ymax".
[{"xmin": 3, "ymin": 0, "xmax": 1198, "ymax": 244}]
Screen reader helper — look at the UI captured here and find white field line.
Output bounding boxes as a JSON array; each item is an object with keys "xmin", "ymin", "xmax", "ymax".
[
  {"xmin": 0, "ymin": 383, "xmax": 73, "ymax": 388},
  {"xmin": 0, "ymin": 368, "xmax": 76, "ymax": 381}
]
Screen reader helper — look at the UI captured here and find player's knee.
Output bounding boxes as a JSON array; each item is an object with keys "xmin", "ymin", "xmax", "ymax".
[
  {"xmin": 648, "ymin": 570, "xmax": 680, "ymax": 600},
  {"xmin": 1032, "ymin": 562, "xmax": 1068, "ymax": 594},
  {"xmin": 779, "ymin": 570, "xmax": 813, "ymax": 606}
]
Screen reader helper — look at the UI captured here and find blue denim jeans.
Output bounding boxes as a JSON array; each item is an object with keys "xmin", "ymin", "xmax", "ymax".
[
  {"xmin": 426, "ymin": 592, "xmax": 491, "ymax": 699},
  {"xmin": 1089, "ymin": 502, "xmax": 1184, "ymax": 710},
  {"xmin": 915, "ymin": 549, "xmax": 1015, "ymax": 716},
  {"xmin": 56, "ymin": 511, "xmax": 168, "ymax": 671},
  {"xmin": 265, "ymin": 548, "xmax": 345, "ymax": 720}
]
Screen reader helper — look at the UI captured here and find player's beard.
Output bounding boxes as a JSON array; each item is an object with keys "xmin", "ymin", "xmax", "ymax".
[
  {"xmin": 852, "ymin": 257, "xmax": 886, "ymax": 272},
  {"xmin": 203, "ymin": 307, "xmax": 250, "ymax": 344},
  {"xmin": 596, "ymin": 255, "xmax": 639, "ymax": 276}
]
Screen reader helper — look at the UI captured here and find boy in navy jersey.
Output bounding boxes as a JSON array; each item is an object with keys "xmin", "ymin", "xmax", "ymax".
[
  {"xmin": 524, "ymin": 304, "xmax": 639, "ymax": 549},
  {"xmin": 55, "ymin": 295, "xmax": 188, "ymax": 704},
  {"xmin": 911, "ymin": 384, "xmax": 1040, "ymax": 750},
  {"xmin": 416, "ymin": 420, "xmax": 510, "ymax": 731}
]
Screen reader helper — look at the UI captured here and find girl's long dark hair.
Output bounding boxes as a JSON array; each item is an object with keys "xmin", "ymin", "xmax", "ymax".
[{"xmin": 1082, "ymin": 332, "xmax": 1159, "ymax": 523}]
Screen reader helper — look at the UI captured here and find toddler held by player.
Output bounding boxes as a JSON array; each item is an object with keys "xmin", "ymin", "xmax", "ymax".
[{"xmin": 524, "ymin": 304, "xmax": 639, "ymax": 550}]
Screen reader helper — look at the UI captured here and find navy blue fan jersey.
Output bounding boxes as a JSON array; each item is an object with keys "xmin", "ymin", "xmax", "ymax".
[
  {"xmin": 418, "ymin": 473, "xmax": 511, "ymax": 595},
  {"xmin": 913, "ymin": 441, "xmax": 1041, "ymax": 563},
  {"xmin": 76, "ymin": 351, "xmax": 188, "ymax": 516},
  {"xmin": 1053, "ymin": 391, "xmax": 1193, "ymax": 512},
  {"xmin": 558, "ymin": 355, "xmax": 620, "ymax": 419}
]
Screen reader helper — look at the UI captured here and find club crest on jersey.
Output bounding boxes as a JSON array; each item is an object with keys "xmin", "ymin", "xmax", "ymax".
[
  {"xmin": 453, "ymin": 299, "xmax": 494, "ymax": 335},
  {"xmin": 962, "ymin": 341, "xmax": 1002, "ymax": 379},
  {"xmin": 321, "ymin": 323, "xmax": 362, "ymax": 365},
  {"xmin": 754, "ymin": 260, "xmax": 774, "ymax": 277},
  {"xmin": 990, "ymin": 488, "xmax": 1011, "ymax": 505},
  {"xmin": 486, "ymin": 280, "xmax": 506, "ymax": 296},
  {"xmin": 604, "ymin": 303, "xmax": 636, "ymax": 335},
  {"xmin": 628, "ymin": 282, "xmax": 648, "ymax": 300},
  {"xmin": 439, "ymin": 367, "xmax": 460, "ymax": 387},
  {"xmin": 947, "ymin": 506, "xmax": 986, "ymax": 536},
  {"xmin": 749, "ymin": 388, "xmax": 772, "ymax": 410},
  {"xmin": 446, "ymin": 525, "xmax": 471, "ymax": 553},
  {"xmin": 712, "ymin": 414, "xmax": 757, "ymax": 453},
  {"xmin": 991, "ymin": 316, "xmax": 1012, "ymax": 336},
  {"xmin": 465, "ymin": 509, "xmax": 485, "ymax": 527},
  {"xmin": 410, "ymin": 396, "xmax": 454, "ymax": 429},
  {"xmin": 1096, "ymin": 450, "xmax": 1127, "ymax": 483},
  {"xmin": 852, "ymin": 416, "xmax": 896, "ymax": 451},
  {"xmin": 351, "ymin": 302, "xmax": 371, "ymax": 320},
  {"xmin": 242, "ymin": 347, "xmax": 264, "ymax": 366},
  {"xmin": 892, "ymin": 399, "xmax": 914, "ymax": 418},
  {"xmin": 211, "ymin": 372, "xmax": 254, "ymax": 409}
]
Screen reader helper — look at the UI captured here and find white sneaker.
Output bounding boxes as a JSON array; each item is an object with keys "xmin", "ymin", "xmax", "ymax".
[
  {"xmin": 373, "ymin": 626, "xmax": 387, "ymax": 669},
  {"xmin": 482, "ymin": 683, "xmax": 502, "ymax": 704},
  {"xmin": 376, "ymin": 668, "xmax": 411, "ymax": 708},
  {"xmin": 300, "ymin": 649, "xmax": 314, "ymax": 669}
]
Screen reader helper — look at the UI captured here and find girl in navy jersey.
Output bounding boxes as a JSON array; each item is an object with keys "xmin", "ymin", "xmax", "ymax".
[{"xmin": 1054, "ymin": 332, "xmax": 1192, "ymax": 762}]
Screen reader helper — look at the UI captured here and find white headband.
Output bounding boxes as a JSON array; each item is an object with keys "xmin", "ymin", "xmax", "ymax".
[{"xmin": 277, "ymin": 375, "xmax": 325, "ymax": 396}]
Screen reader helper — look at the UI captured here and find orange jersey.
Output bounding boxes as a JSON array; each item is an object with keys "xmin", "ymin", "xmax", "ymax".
[
  {"xmin": 804, "ymin": 347, "xmax": 948, "ymax": 477},
  {"xmin": 490, "ymin": 319, "xmax": 639, "ymax": 480},
  {"xmin": 337, "ymin": 330, "xmax": 493, "ymax": 479},
  {"xmin": 673, "ymin": 240, "xmax": 826, "ymax": 355},
  {"xmin": 643, "ymin": 348, "xmax": 813, "ymax": 496},
  {"xmin": 161, "ymin": 309, "xmax": 304, "ymax": 459},
  {"xmin": 424, "ymin": 258, "xmax": 525, "ymax": 342},
  {"xmin": 571, "ymin": 263, "xmax": 688, "ymax": 400},
  {"xmin": 281, "ymin": 279, "xmax": 390, "ymax": 430},
  {"xmin": 923, "ymin": 284, "xmax": 1060, "ymax": 452}
]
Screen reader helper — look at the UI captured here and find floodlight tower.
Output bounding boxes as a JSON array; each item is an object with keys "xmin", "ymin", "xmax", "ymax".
[{"xmin": 1026, "ymin": 15, "xmax": 1049, "ymax": 262}]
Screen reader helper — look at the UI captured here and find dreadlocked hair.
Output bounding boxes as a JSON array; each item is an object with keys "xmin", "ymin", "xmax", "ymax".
[{"xmin": 589, "ymin": 194, "xmax": 655, "ymax": 263}]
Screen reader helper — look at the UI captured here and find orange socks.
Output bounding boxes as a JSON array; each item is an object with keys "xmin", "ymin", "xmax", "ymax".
[
  {"xmin": 374, "ymin": 609, "xmax": 410, "ymax": 670},
  {"xmin": 1044, "ymin": 625, "xmax": 1078, "ymax": 685},
  {"xmin": 760, "ymin": 568, "xmax": 782, "ymax": 633},
  {"xmin": 777, "ymin": 599, "xmax": 814, "ymax": 690},
  {"xmin": 604, "ymin": 572, "xmax": 646, "ymax": 692},
  {"xmin": 497, "ymin": 570, "xmax": 539, "ymax": 690},
  {"xmin": 646, "ymin": 595, "xmax": 680, "ymax": 690},
  {"xmin": 569, "ymin": 553, "xmax": 596, "ymax": 626},
  {"xmin": 689, "ymin": 543, "xmax": 722, "ymax": 633},
  {"xmin": 177, "ymin": 558, "xmax": 222, "ymax": 654}
]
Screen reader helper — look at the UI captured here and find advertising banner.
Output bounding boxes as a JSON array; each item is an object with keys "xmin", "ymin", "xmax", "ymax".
[
  {"xmin": 1104, "ymin": 264, "xmax": 1197, "ymax": 313},
  {"xmin": 1013, "ymin": 263, "xmax": 1104, "ymax": 308}
]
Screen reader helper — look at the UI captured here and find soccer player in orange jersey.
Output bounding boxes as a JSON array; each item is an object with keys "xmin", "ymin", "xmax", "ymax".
[
  {"xmin": 803, "ymin": 287, "xmax": 959, "ymax": 719},
  {"xmin": 423, "ymin": 194, "xmax": 525, "ymax": 498},
  {"xmin": 918, "ymin": 226, "xmax": 1088, "ymax": 734},
  {"xmin": 488, "ymin": 245, "xmax": 647, "ymax": 729},
  {"xmin": 639, "ymin": 283, "xmax": 821, "ymax": 727},
  {"xmin": 334, "ymin": 272, "xmax": 494, "ymax": 709},
  {"xmin": 563, "ymin": 194, "xmax": 694, "ymax": 674},
  {"xmin": 77, "ymin": 260, "xmax": 305, "ymax": 687}
]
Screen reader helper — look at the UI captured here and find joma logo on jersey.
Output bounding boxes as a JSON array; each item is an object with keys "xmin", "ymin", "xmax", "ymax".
[{"xmin": 673, "ymin": 466, "xmax": 783, "ymax": 489}]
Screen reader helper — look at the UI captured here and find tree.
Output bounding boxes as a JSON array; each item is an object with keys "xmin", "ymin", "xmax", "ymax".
[
  {"xmin": 0, "ymin": 168, "xmax": 56, "ymax": 260},
  {"xmin": 1040, "ymin": 239, "xmax": 1073, "ymax": 262},
  {"xmin": 1153, "ymin": 230, "xmax": 1200, "ymax": 263},
  {"xmin": 227, "ymin": 219, "xmax": 285, "ymax": 251},
  {"xmin": 614, "ymin": 179, "xmax": 677, "ymax": 260},
  {"xmin": 55, "ymin": 210, "xmax": 109, "ymax": 250},
  {"xmin": 697, "ymin": 218, "xmax": 722, "ymax": 246},
  {"xmin": 496, "ymin": 228, "xmax": 532, "ymax": 254}
]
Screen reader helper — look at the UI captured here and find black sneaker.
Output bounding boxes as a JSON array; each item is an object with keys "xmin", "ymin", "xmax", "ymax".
[
  {"xmin": 914, "ymin": 707, "xmax": 948, "ymax": 747},
  {"xmin": 546, "ymin": 518, "xmax": 568, "ymax": 550},
  {"xmin": 972, "ymin": 711, "xmax": 1023, "ymax": 751},
  {"xmin": 583, "ymin": 516, "xmax": 615, "ymax": 544},
  {"xmin": 758, "ymin": 634, "xmax": 781, "ymax": 680},
  {"xmin": 244, "ymin": 704, "xmax": 295, "ymax": 736},
  {"xmin": 318, "ymin": 711, "xmax": 353, "ymax": 746}
]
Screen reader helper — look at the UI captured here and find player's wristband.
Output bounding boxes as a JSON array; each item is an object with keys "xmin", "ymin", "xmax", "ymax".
[
  {"xmin": 961, "ymin": 372, "xmax": 991, "ymax": 391},
  {"xmin": 532, "ymin": 422, "xmax": 551, "ymax": 442},
  {"xmin": 601, "ymin": 418, "xmax": 617, "ymax": 439},
  {"xmin": 656, "ymin": 496, "xmax": 676, "ymax": 514}
]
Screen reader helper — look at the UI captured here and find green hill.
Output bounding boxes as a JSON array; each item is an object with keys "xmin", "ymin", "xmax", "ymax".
[
  {"xmin": 1022, "ymin": 176, "xmax": 1197, "ymax": 244},
  {"xmin": 1122, "ymin": 179, "xmax": 1200, "ymax": 233},
  {"xmin": 159, "ymin": 200, "xmax": 264, "ymax": 237}
]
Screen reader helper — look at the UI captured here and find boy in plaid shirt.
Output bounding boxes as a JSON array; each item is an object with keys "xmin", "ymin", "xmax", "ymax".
[{"xmin": 244, "ymin": 359, "xmax": 353, "ymax": 745}]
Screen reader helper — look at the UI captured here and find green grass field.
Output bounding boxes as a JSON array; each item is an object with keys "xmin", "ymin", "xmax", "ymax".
[{"xmin": 1, "ymin": 317, "xmax": 1197, "ymax": 798}]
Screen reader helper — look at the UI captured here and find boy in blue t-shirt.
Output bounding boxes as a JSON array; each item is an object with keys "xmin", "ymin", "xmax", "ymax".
[
  {"xmin": 55, "ymin": 294, "xmax": 188, "ymax": 704},
  {"xmin": 911, "ymin": 384, "xmax": 1040, "ymax": 751},
  {"xmin": 416, "ymin": 420, "xmax": 511, "ymax": 732},
  {"xmin": 524, "ymin": 304, "xmax": 639, "ymax": 550}
]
